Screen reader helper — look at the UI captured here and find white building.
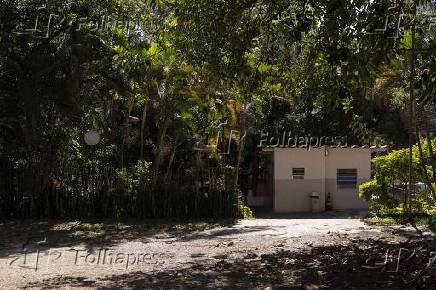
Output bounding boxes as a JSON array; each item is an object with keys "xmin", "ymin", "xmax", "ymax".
[{"xmin": 248, "ymin": 146, "xmax": 371, "ymax": 212}]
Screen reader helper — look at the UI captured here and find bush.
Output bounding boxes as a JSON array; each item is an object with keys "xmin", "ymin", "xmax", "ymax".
[
  {"xmin": 239, "ymin": 205, "xmax": 254, "ymax": 219},
  {"xmin": 359, "ymin": 180, "xmax": 399, "ymax": 215},
  {"xmin": 360, "ymin": 140, "xmax": 436, "ymax": 217}
]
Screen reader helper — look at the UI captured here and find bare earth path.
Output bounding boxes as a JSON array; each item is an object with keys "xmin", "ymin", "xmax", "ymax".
[{"xmin": 0, "ymin": 211, "xmax": 434, "ymax": 289}]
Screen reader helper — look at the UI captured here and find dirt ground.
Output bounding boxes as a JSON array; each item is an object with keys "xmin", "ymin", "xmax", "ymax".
[{"xmin": 0, "ymin": 211, "xmax": 434, "ymax": 289}]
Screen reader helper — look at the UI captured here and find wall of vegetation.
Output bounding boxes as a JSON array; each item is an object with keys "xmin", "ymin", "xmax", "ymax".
[{"xmin": 1, "ymin": 0, "xmax": 434, "ymax": 218}]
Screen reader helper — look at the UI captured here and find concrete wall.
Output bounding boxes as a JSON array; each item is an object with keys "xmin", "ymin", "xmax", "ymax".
[
  {"xmin": 273, "ymin": 147, "xmax": 370, "ymax": 212},
  {"xmin": 274, "ymin": 148, "xmax": 326, "ymax": 212},
  {"xmin": 325, "ymin": 148, "xmax": 370, "ymax": 210}
]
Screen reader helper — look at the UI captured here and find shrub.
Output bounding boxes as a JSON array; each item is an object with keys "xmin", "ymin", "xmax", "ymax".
[
  {"xmin": 359, "ymin": 180, "xmax": 399, "ymax": 215},
  {"xmin": 360, "ymin": 139, "xmax": 436, "ymax": 217},
  {"xmin": 240, "ymin": 205, "xmax": 254, "ymax": 219}
]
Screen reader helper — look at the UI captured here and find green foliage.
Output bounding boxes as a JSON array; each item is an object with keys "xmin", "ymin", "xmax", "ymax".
[
  {"xmin": 239, "ymin": 205, "xmax": 254, "ymax": 219},
  {"xmin": 115, "ymin": 160, "xmax": 152, "ymax": 193},
  {"xmin": 360, "ymin": 139, "xmax": 436, "ymax": 216},
  {"xmin": 2, "ymin": 0, "xmax": 435, "ymax": 219},
  {"xmin": 359, "ymin": 180, "xmax": 399, "ymax": 215},
  {"xmin": 372, "ymin": 140, "xmax": 436, "ymax": 185}
]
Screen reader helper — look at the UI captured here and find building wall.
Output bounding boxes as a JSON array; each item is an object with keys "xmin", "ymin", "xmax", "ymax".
[
  {"xmin": 273, "ymin": 147, "xmax": 370, "ymax": 212},
  {"xmin": 325, "ymin": 148, "xmax": 370, "ymax": 210},
  {"xmin": 274, "ymin": 148, "xmax": 326, "ymax": 212}
]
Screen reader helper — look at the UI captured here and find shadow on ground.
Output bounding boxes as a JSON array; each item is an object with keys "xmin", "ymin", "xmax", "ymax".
[
  {"xmin": 0, "ymin": 219, "xmax": 235, "ymax": 259},
  {"xmin": 178, "ymin": 225, "xmax": 287, "ymax": 242},
  {"xmin": 24, "ymin": 238, "xmax": 436, "ymax": 289},
  {"xmin": 251, "ymin": 208, "xmax": 370, "ymax": 220}
]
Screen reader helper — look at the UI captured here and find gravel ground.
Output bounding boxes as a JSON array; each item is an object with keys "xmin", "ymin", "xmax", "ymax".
[{"xmin": 0, "ymin": 211, "xmax": 432, "ymax": 289}]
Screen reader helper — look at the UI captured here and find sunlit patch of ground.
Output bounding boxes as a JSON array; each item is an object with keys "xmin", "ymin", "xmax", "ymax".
[{"xmin": 0, "ymin": 212, "xmax": 434, "ymax": 289}]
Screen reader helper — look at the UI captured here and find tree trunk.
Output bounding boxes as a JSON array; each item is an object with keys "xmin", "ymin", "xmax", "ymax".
[
  {"xmin": 140, "ymin": 102, "xmax": 148, "ymax": 160},
  {"xmin": 234, "ymin": 131, "xmax": 247, "ymax": 191},
  {"xmin": 416, "ymin": 133, "xmax": 436, "ymax": 202},
  {"xmin": 425, "ymin": 131, "xmax": 436, "ymax": 202},
  {"xmin": 425, "ymin": 133, "xmax": 436, "ymax": 181},
  {"xmin": 152, "ymin": 118, "xmax": 171, "ymax": 187},
  {"xmin": 164, "ymin": 137, "xmax": 181, "ymax": 181},
  {"xmin": 120, "ymin": 94, "xmax": 134, "ymax": 168}
]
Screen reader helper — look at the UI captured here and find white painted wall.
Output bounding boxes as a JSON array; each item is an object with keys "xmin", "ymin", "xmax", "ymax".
[
  {"xmin": 273, "ymin": 147, "xmax": 370, "ymax": 212},
  {"xmin": 325, "ymin": 147, "xmax": 370, "ymax": 210},
  {"xmin": 274, "ymin": 148, "xmax": 325, "ymax": 212}
]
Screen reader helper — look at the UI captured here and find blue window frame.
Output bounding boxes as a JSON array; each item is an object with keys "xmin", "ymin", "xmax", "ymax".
[{"xmin": 337, "ymin": 169, "xmax": 357, "ymax": 188}]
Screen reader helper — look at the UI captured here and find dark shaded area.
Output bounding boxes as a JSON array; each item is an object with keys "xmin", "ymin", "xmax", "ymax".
[
  {"xmin": 252, "ymin": 208, "xmax": 369, "ymax": 220},
  {"xmin": 365, "ymin": 214, "xmax": 436, "ymax": 234},
  {"xmin": 178, "ymin": 225, "xmax": 283, "ymax": 242},
  {"xmin": 0, "ymin": 159, "xmax": 241, "ymax": 219},
  {"xmin": 23, "ymin": 237, "xmax": 436, "ymax": 289},
  {"xmin": 0, "ymin": 219, "xmax": 235, "ymax": 259}
]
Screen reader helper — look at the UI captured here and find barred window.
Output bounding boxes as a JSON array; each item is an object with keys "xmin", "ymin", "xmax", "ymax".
[
  {"xmin": 292, "ymin": 168, "xmax": 305, "ymax": 180},
  {"xmin": 337, "ymin": 169, "xmax": 357, "ymax": 188}
]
